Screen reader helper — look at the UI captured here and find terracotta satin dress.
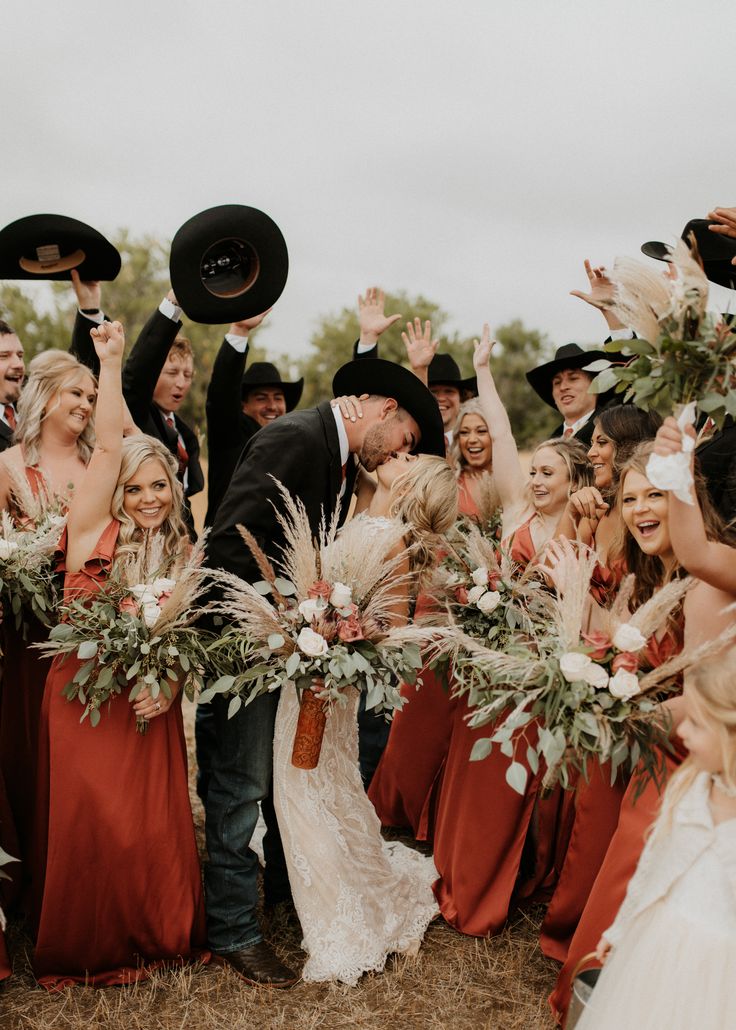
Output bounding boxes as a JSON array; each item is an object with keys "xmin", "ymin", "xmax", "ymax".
[
  {"xmin": 0, "ymin": 467, "xmax": 56, "ymax": 894},
  {"xmin": 549, "ymin": 643, "xmax": 685, "ymax": 1024},
  {"xmin": 430, "ymin": 513, "xmax": 573, "ymax": 935},
  {"xmin": 32, "ymin": 521, "xmax": 208, "ymax": 990},
  {"xmin": 367, "ymin": 476, "xmax": 481, "ymax": 840},
  {"xmin": 539, "ymin": 630, "xmax": 678, "ymax": 964}
]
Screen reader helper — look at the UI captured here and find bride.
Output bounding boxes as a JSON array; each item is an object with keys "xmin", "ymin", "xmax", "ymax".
[{"xmin": 272, "ymin": 452, "xmax": 457, "ymax": 984}]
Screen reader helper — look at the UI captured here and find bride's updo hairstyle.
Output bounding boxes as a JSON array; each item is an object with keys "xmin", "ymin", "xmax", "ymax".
[
  {"xmin": 16, "ymin": 350, "xmax": 97, "ymax": 466},
  {"xmin": 111, "ymin": 435, "xmax": 188, "ymax": 567},
  {"xmin": 389, "ymin": 455, "xmax": 458, "ymax": 575}
]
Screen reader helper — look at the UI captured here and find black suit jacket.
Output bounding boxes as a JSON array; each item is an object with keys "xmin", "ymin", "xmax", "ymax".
[
  {"xmin": 207, "ymin": 401, "xmax": 356, "ymax": 584},
  {"xmin": 550, "ymin": 415, "xmax": 596, "ymax": 448},
  {"xmin": 0, "ymin": 420, "xmax": 14, "ymax": 453},
  {"xmin": 204, "ymin": 337, "xmax": 259, "ymax": 528},
  {"xmin": 696, "ymin": 419, "xmax": 736, "ymax": 524}
]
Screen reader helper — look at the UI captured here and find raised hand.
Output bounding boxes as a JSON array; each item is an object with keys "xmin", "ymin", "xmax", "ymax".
[
  {"xmin": 472, "ymin": 323, "xmax": 495, "ymax": 373},
  {"xmin": 90, "ymin": 320, "xmax": 125, "ymax": 362},
  {"xmin": 653, "ymin": 416, "xmax": 696, "ymax": 456},
  {"xmin": 229, "ymin": 308, "xmax": 273, "ymax": 337},
  {"xmin": 358, "ymin": 287, "xmax": 401, "ymax": 344},
  {"xmin": 708, "ymin": 207, "xmax": 736, "ymax": 263},
  {"xmin": 570, "ymin": 259, "xmax": 625, "ymax": 329},
  {"xmin": 71, "ymin": 268, "xmax": 101, "ymax": 311},
  {"xmin": 402, "ymin": 318, "xmax": 439, "ymax": 371}
]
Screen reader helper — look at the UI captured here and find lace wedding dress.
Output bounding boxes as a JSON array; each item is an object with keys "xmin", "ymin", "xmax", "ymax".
[{"xmin": 272, "ymin": 516, "xmax": 438, "ymax": 985}]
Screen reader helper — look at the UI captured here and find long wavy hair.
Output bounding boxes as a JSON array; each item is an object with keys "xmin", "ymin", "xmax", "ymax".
[
  {"xmin": 612, "ymin": 441, "xmax": 726, "ymax": 608},
  {"xmin": 594, "ymin": 404, "xmax": 663, "ymax": 498},
  {"xmin": 389, "ymin": 455, "xmax": 458, "ymax": 577},
  {"xmin": 16, "ymin": 350, "xmax": 97, "ymax": 466},
  {"xmin": 652, "ymin": 649, "xmax": 736, "ymax": 839},
  {"xmin": 111, "ymin": 436, "xmax": 189, "ymax": 574}
]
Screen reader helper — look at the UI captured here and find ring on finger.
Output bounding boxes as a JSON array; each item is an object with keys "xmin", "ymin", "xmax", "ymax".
[{"xmin": 155, "ymin": 702, "xmax": 161, "ymax": 711}]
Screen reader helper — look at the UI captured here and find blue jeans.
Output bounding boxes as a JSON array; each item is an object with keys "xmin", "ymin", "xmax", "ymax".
[{"xmin": 203, "ymin": 690, "xmax": 279, "ymax": 952}]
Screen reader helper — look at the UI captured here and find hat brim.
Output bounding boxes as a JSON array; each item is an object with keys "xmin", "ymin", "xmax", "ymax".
[
  {"xmin": 526, "ymin": 351, "xmax": 612, "ymax": 409},
  {"xmin": 428, "ymin": 374, "xmax": 478, "ymax": 395},
  {"xmin": 0, "ymin": 214, "xmax": 121, "ymax": 281},
  {"xmin": 241, "ymin": 377, "xmax": 304, "ymax": 411},
  {"xmin": 332, "ymin": 358, "xmax": 446, "ymax": 457},
  {"xmin": 170, "ymin": 205, "xmax": 288, "ymax": 325},
  {"xmin": 642, "ymin": 222, "xmax": 736, "ymax": 290}
]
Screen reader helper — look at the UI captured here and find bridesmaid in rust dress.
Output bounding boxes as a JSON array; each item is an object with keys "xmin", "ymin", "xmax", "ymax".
[
  {"xmin": 550, "ymin": 439, "xmax": 736, "ymax": 1023},
  {"xmin": 0, "ymin": 351, "xmax": 96, "ymax": 891},
  {"xmin": 368, "ymin": 399, "xmax": 496, "ymax": 839},
  {"xmin": 33, "ymin": 322, "xmax": 207, "ymax": 989},
  {"xmin": 430, "ymin": 329, "xmax": 592, "ymax": 935}
]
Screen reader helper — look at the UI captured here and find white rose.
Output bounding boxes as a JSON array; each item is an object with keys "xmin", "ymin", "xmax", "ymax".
[
  {"xmin": 329, "ymin": 582, "xmax": 353, "ymax": 608},
  {"xmin": 559, "ymin": 652, "xmax": 593, "ymax": 683},
  {"xmin": 297, "ymin": 627, "xmax": 330, "ymax": 657},
  {"xmin": 152, "ymin": 577, "xmax": 177, "ymax": 596},
  {"xmin": 612, "ymin": 624, "xmax": 648, "ymax": 653},
  {"xmin": 608, "ymin": 668, "xmax": 641, "ymax": 700},
  {"xmin": 467, "ymin": 584, "xmax": 486, "ymax": 604},
  {"xmin": 142, "ymin": 602, "xmax": 162, "ymax": 628},
  {"xmin": 471, "ymin": 566, "xmax": 489, "ymax": 587},
  {"xmin": 583, "ymin": 662, "xmax": 610, "ymax": 690},
  {"xmin": 129, "ymin": 584, "xmax": 158, "ymax": 606},
  {"xmin": 298, "ymin": 597, "xmax": 325, "ymax": 623},
  {"xmin": 476, "ymin": 590, "xmax": 501, "ymax": 614},
  {"xmin": 0, "ymin": 539, "xmax": 19, "ymax": 560}
]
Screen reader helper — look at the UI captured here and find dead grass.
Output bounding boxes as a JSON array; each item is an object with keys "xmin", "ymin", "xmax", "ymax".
[{"xmin": 0, "ymin": 706, "xmax": 559, "ymax": 1030}]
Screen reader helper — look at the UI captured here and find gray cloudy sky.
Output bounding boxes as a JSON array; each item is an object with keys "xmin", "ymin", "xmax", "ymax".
[{"xmin": 4, "ymin": 0, "xmax": 735, "ymax": 366}]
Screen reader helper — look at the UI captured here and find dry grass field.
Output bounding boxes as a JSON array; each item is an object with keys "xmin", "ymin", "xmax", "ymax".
[{"xmin": 1, "ymin": 698, "xmax": 560, "ymax": 1030}]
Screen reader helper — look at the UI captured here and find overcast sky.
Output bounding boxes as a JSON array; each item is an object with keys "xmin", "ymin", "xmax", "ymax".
[{"xmin": 3, "ymin": 0, "xmax": 735, "ymax": 366}]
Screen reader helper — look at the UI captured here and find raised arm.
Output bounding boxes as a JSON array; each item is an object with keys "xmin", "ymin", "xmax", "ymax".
[
  {"xmin": 401, "ymin": 318, "xmax": 438, "ymax": 386},
  {"xmin": 354, "ymin": 287, "xmax": 401, "ymax": 359},
  {"xmin": 122, "ymin": 291, "xmax": 181, "ymax": 426},
  {"xmin": 65, "ymin": 321, "xmax": 125, "ymax": 573},
  {"xmin": 473, "ymin": 325, "xmax": 529, "ymax": 515},
  {"xmin": 206, "ymin": 312, "xmax": 269, "ymax": 447},
  {"xmin": 69, "ymin": 270, "xmax": 104, "ymax": 375},
  {"xmin": 654, "ymin": 417, "xmax": 736, "ymax": 593}
]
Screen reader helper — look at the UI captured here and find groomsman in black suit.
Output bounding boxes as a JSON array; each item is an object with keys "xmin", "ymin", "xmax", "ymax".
[
  {"xmin": 70, "ymin": 277, "xmax": 203, "ymax": 536},
  {"xmin": 203, "ymin": 356, "xmax": 444, "ymax": 987},
  {"xmin": 0, "ymin": 321, "xmax": 24, "ymax": 452}
]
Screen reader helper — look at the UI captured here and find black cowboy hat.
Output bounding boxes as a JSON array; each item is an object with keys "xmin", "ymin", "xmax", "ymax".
[
  {"xmin": 0, "ymin": 213, "xmax": 121, "ymax": 281},
  {"xmin": 169, "ymin": 204, "xmax": 289, "ymax": 324},
  {"xmin": 642, "ymin": 219, "xmax": 736, "ymax": 290},
  {"xmin": 526, "ymin": 343, "xmax": 613, "ymax": 410},
  {"xmin": 241, "ymin": 362, "xmax": 303, "ymax": 410},
  {"xmin": 427, "ymin": 353, "xmax": 477, "ymax": 395},
  {"xmin": 332, "ymin": 358, "xmax": 446, "ymax": 457}
]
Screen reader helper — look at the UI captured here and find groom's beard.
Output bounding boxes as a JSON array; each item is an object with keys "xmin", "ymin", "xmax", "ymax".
[{"xmin": 359, "ymin": 420, "xmax": 400, "ymax": 472}]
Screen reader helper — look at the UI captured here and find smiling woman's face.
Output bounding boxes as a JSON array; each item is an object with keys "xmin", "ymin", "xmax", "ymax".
[
  {"xmin": 122, "ymin": 458, "xmax": 174, "ymax": 530},
  {"xmin": 588, "ymin": 423, "xmax": 615, "ymax": 489},
  {"xmin": 457, "ymin": 413, "xmax": 492, "ymax": 471},
  {"xmin": 529, "ymin": 446, "xmax": 570, "ymax": 514},
  {"xmin": 620, "ymin": 468, "xmax": 672, "ymax": 557}
]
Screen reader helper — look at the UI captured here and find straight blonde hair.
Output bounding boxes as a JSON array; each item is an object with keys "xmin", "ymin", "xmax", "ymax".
[{"xmin": 16, "ymin": 350, "xmax": 97, "ymax": 466}]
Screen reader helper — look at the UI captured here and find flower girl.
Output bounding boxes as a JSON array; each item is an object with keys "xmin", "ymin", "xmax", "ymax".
[{"xmin": 577, "ymin": 649, "xmax": 736, "ymax": 1029}]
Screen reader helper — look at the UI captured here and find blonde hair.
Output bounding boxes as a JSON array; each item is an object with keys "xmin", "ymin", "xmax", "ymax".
[
  {"xmin": 450, "ymin": 399, "xmax": 492, "ymax": 478},
  {"xmin": 389, "ymin": 455, "xmax": 458, "ymax": 576},
  {"xmin": 111, "ymin": 435, "xmax": 189, "ymax": 573},
  {"xmin": 652, "ymin": 649, "xmax": 736, "ymax": 840},
  {"xmin": 169, "ymin": 336, "xmax": 194, "ymax": 362},
  {"xmin": 16, "ymin": 350, "xmax": 97, "ymax": 466}
]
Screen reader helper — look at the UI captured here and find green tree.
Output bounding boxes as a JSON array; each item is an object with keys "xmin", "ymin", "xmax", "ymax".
[{"xmin": 492, "ymin": 319, "xmax": 559, "ymax": 447}]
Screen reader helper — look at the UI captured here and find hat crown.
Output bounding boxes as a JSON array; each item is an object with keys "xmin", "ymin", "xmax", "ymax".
[
  {"xmin": 428, "ymin": 352, "xmax": 462, "ymax": 383},
  {"xmin": 241, "ymin": 361, "xmax": 284, "ymax": 385}
]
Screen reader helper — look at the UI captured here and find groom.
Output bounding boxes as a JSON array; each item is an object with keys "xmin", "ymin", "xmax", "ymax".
[{"xmin": 204, "ymin": 357, "xmax": 444, "ymax": 986}]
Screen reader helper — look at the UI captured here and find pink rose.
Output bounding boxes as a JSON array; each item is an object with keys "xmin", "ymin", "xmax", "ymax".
[
  {"xmin": 308, "ymin": 580, "xmax": 332, "ymax": 602},
  {"xmin": 582, "ymin": 631, "xmax": 613, "ymax": 662},
  {"xmin": 119, "ymin": 596, "xmax": 139, "ymax": 616},
  {"xmin": 612, "ymin": 651, "xmax": 639, "ymax": 674},
  {"xmin": 337, "ymin": 614, "xmax": 365, "ymax": 642},
  {"xmin": 454, "ymin": 586, "xmax": 469, "ymax": 605}
]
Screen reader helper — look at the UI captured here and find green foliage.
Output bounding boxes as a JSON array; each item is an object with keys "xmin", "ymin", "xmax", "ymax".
[{"xmin": 492, "ymin": 320, "xmax": 559, "ymax": 447}]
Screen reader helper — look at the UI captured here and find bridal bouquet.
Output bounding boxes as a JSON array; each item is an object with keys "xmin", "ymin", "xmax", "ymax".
[
  {"xmin": 588, "ymin": 239, "xmax": 736, "ymax": 425},
  {"xmin": 204, "ymin": 484, "xmax": 454, "ymax": 768},
  {"xmin": 0, "ymin": 508, "xmax": 66, "ymax": 635},
  {"xmin": 459, "ymin": 546, "xmax": 736, "ymax": 793},
  {"xmin": 36, "ymin": 536, "xmax": 215, "ymax": 733}
]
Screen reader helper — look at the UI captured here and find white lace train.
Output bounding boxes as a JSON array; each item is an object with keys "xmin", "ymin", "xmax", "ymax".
[{"xmin": 273, "ymin": 684, "xmax": 439, "ymax": 985}]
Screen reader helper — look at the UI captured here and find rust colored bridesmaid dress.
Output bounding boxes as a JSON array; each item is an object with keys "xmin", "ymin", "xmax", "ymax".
[{"xmin": 32, "ymin": 521, "xmax": 208, "ymax": 990}]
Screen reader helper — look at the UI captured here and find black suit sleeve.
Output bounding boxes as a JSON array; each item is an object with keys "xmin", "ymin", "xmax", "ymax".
[
  {"xmin": 206, "ymin": 337, "xmax": 249, "ymax": 449},
  {"xmin": 207, "ymin": 417, "xmax": 318, "ymax": 584},
  {"xmin": 353, "ymin": 338, "xmax": 378, "ymax": 360},
  {"xmin": 122, "ymin": 309, "xmax": 182, "ymax": 427},
  {"xmin": 70, "ymin": 311, "xmax": 102, "ymax": 376}
]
